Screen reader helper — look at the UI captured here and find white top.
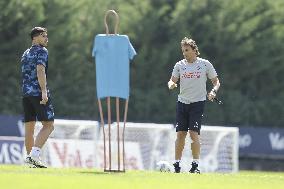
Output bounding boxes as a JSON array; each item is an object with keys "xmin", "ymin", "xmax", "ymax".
[{"xmin": 171, "ymin": 57, "xmax": 217, "ymax": 104}]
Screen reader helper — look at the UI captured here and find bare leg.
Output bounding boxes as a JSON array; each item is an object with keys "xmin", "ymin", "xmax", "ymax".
[
  {"xmin": 34, "ymin": 121, "xmax": 54, "ymax": 148},
  {"xmin": 189, "ymin": 130, "xmax": 200, "ymax": 159},
  {"xmin": 25, "ymin": 121, "xmax": 36, "ymax": 154},
  {"xmin": 175, "ymin": 131, "xmax": 187, "ymax": 160}
]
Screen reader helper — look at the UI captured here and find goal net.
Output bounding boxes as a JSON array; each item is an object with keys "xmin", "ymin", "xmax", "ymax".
[
  {"xmin": 182, "ymin": 126, "xmax": 239, "ymax": 173},
  {"xmin": 40, "ymin": 119, "xmax": 238, "ymax": 172}
]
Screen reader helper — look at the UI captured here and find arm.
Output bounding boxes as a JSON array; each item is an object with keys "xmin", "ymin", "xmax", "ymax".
[
  {"xmin": 168, "ymin": 76, "xmax": 178, "ymax": 90},
  {"xmin": 207, "ymin": 76, "xmax": 220, "ymax": 101},
  {"xmin": 37, "ymin": 64, "xmax": 48, "ymax": 104}
]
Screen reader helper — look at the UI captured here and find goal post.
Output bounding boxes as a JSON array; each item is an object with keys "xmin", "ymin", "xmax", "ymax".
[
  {"xmin": 105, "ymin": 123, "xmax": 239, "ymax": 173},
  {"xmin": 200, "ymin": 126, "xmax": 239, "ymax": 173},
  {"xmin": 41, "ymin": 119, "xmax": 239, "ymax": 172}
]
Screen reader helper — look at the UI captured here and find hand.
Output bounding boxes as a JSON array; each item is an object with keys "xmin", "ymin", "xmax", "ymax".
[
  {"xmin": 207, "ymin": 90, "xmax": 216, "ymax": 102},
  {"xmin": 40, "ymin": 91, "xmax": 48, "ymax": 105},
  {"xmin": 168, "ymin": 80, "xmax": 177, "ymax": 90}
]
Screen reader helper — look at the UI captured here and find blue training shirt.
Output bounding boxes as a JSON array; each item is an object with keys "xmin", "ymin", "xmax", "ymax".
[
  {"xmin": 21, "ymin": 44, "xmax": 50, "ymax": 97},
  {"xmin": 92, "ymin": 34, "xmax": 137, "ymax": 99}
]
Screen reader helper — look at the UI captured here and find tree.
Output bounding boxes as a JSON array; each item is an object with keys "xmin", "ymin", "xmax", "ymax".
[{"xmin": 1, "ymin": 0, "xmax": 284, "ymax": 127}]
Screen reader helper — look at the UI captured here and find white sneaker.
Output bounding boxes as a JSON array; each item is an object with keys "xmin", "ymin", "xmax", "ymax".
[{"xmin": 25, "ymin": 156, "xmax": 47, "ymax": 168}]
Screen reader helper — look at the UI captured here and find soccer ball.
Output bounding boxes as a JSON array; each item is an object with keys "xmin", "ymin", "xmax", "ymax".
[{"xmin": 156, "ymin": 161, "xmax": 171, "ymax": 172}]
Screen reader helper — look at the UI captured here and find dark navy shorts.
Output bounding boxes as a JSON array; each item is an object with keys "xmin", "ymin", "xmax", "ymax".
[
  {"xmin": 175, "ymin": 101, "xmax": 205, "ymax": 135},
  {"xmin": 22, "ymin": 96, "xmax": 55, "ymax": 122}
]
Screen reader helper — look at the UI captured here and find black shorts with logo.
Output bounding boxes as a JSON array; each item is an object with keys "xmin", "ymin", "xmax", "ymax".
[
  {"xmin": 22, "ymin": 96, "xmax": 55, "ymax": 122},
  {"xmin": 175, "ymin": 100, "xmax": 205, "ymax": 135}
]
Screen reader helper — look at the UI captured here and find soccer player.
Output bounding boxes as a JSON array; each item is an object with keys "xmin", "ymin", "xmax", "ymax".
[
  {"xmin": 21, "ymin": 27, "xmax": 55, "ymax": 168},
  {"xmin": 168, "ymin": 37, "xmax": 220, "ymax": 173}
]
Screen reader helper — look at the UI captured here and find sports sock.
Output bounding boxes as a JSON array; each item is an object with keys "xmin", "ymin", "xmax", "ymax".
[
  {"xmin": 174, "ymin": 160, "xmax": 181, "ymax": 164},
  {"xmin": 30, "ymin": 147, "xmax": 41, "ymax": 158},
  {"xmin": 192, "ymin": 159, "xmax": 199, "ymax": 165}
]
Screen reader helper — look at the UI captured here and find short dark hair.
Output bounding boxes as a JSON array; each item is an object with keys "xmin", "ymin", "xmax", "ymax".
[
  {"xmin": 181, "ymin": 37, "xmax": 200, "ymax": 56},
  {"xmin": 30, "ymin": 27, "xmax": 47, "ymax": 40}
]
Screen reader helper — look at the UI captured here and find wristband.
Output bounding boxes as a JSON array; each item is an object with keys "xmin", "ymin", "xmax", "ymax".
[{"xmin": 211, "ymin": 88, "xmax": 217, "ymax": 94}]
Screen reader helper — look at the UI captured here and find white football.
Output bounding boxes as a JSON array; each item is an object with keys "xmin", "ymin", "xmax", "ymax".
[{"xmin": 156, "ymin": 161, "xmax": 171, "ymax": 172}]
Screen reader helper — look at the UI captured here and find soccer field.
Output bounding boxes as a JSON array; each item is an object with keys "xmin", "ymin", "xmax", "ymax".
[{"xmin": 0, "ymin": 165, "xmax": 283, "ymax": 189}]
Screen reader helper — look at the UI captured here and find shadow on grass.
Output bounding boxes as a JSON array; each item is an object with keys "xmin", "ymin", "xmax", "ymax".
[{"xmin": 79, "ymin": 171, "xmax": 126, "ymax": 175}]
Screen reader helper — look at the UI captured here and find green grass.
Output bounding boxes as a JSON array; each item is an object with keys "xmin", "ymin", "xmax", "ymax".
[{"xmin": 0, "ymin": 165, "xmax": 283, "ymax": 189}]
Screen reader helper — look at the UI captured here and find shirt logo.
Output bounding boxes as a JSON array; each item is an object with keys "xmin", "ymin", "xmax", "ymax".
[{"xmin": 182, "ymin": 71, "xmax": 201, "ymax": 79}]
